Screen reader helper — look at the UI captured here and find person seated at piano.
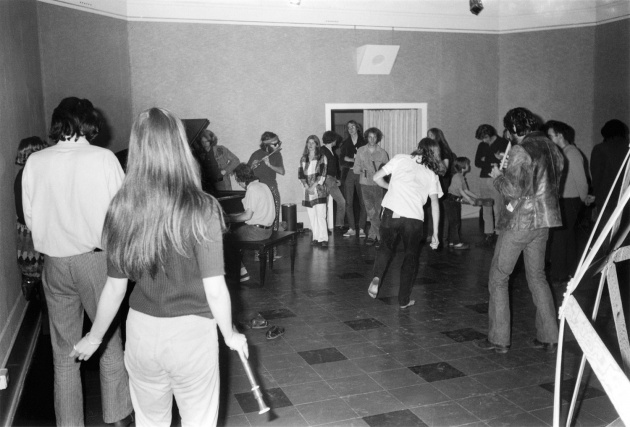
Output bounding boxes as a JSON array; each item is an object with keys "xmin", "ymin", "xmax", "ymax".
[
  {"xmin": 201, "ymin": 130, "xmax": 240, "ymax": 191},
  {"xmin": 228, "ymin": 163, "xmax": 275, "ymax": 239},
  {"xmin": 225, "ymin": 163, "xmax": 275, "ymax": 282}
]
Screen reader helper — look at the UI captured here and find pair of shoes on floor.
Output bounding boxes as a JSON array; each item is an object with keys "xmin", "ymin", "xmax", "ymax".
[
  {"xmin": 368, "ymin": 277, "xmax": 380, "ymax": 298},
  {"xmin": 473, "ymin": 338, "xmax": 509, "ymax": 354},
  {"xmin": 530, "ymin": 338, "xmax": 558, "ymax": 353},
  {"xmin": 452, "ymin": 242, "xmax": 470, "ymax": 250},
  {"xmin": 266, "ymin": 325, "xmax": 285, "ymax": 340},
  {"xmin": 399, "ymin": 300, "xmax": 415, "ymax": 309}
]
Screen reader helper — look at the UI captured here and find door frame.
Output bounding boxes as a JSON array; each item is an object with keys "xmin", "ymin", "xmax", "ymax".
[{"xmin": 325, "ymin": 103, "xmax": 428, "ymax": 142}]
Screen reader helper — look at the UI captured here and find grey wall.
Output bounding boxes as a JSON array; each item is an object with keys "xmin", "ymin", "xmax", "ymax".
[
  {"xmin": 498, "ymin": 27, "xmax": 596, "ymax": 158},
  {"xmin": 0, "ymin": 0, "xmax": 46, "ymax": 366},
  {"xmin": 125, "ymin": 22, "xmax": 498, "ymax": 201},
  {"xmin": 38, "ymin": 3, "xmax": 133, "ymax": 152},
  {"xmin": 594, "ymin": 19, "xmax": 630, "ymax": 144},
  {"xmin": 35, "ymin": 3, "xmax": 630, "ymax": 202}
]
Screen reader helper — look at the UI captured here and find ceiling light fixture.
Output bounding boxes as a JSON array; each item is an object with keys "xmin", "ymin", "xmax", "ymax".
[{"xmin": 289, "ymin": 0, "xmax": 301, "ymax": 5}]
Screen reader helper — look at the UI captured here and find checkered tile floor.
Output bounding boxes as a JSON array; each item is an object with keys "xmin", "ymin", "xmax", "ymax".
[{"xmin": 14, "ymin": 219, "xmax": 622, "ymax": 426}]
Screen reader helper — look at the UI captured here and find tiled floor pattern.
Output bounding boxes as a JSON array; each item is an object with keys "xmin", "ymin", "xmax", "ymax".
[{"xmin": 13, "ymin": 219, "xmax": 623, "ymax": 426}]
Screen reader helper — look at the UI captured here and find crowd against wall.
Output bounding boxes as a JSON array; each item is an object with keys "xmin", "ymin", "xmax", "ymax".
[{"xmin": 12, "ymin": 95, "xmax": 629, "ymax": 425}]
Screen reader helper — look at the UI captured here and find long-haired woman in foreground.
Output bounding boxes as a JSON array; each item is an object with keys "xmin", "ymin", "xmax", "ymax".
[{"xmin": 71, "ymin": 107, "xmax": 248, "ymax": 426}]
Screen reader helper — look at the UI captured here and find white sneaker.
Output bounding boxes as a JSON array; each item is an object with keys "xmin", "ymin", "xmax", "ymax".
[
  {"xmin": 343, "ymin": 229, "xmax": 356, "ymax": 237},
  {"xmin": 359, "ymin": 229, "xmax": 366, "ymax": 237}
]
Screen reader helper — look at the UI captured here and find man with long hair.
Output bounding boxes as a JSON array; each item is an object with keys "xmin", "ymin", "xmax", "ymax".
[
  {"xmin": 247, "ymin": 131, "xmax": 285, "ymax": 231},
  {"xmin": 474, "ymin": 107, "xmax": 564, "ymax": 355},
  {"xmin": 354, "ymin": 127, "xmax": 389, "ymax": 245},
  {"xmin": 22, "ymin": 97, "xmax": 133, "ymax": 426},
  {"xmin": 367, "ymin": 137, "xmax": 442, "ymax": 309}
]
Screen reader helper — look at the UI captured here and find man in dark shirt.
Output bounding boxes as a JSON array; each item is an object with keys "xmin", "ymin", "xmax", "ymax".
[
  {"xmin": 590, "ymin": 119, "xmax": 629, "ymax": 234},
  {"xmin": 474, "ymin": 124, "xmax": 509, "ymax": 247},
  {"xmin": 339, "ymin": 120, "xmax": 367, "ymax": 237},
  {"xmin": 247, "ymin": 132, "xmax": 285, "ymax": 231},
  {"xmin": 322, "ymin": 131, "xmax": 346, "ymax": 232}
]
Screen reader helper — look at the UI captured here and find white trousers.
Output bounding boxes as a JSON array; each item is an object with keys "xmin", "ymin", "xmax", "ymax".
[
  {"xmin": 124, "ymin": 309, "xmax": 219, "ymax": 427},
  {"xmin": 307, "ymin": 204, "xmax": 328, "ymax": 242}
]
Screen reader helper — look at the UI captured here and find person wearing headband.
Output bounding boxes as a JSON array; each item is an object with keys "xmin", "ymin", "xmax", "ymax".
[{"xmin": 247, "ymin": 132, "xmax": 285, "ymax": 231}]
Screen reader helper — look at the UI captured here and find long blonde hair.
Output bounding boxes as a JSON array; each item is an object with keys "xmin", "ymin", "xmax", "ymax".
[{"xmin": 103, "ymin": 107, "xmax": 225, "ymax": 279}]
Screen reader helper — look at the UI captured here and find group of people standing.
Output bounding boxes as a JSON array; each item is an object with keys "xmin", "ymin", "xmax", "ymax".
[
  {"xmin": 12, "ymin": 96, "xmax": 629, "ymax": 427},
  {"xmin": 298, "ymin": 123, "xmax": 391, "ymax": 246}
]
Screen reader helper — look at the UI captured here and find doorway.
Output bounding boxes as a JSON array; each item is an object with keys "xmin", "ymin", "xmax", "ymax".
[{"xmin": 325, "ymin": 103, "xmax": 428, "ymax": 228}]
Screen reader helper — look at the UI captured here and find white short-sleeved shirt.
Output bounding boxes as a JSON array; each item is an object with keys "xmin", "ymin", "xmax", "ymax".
[
  {"xmin": 22, "ymin": 137, "xmax": 124, "ymax": 257},
  {"xmin": 380, "ymin": 154, "xmax": 443, "ymax": 221},
  {"xmin": 242, "ymin": 181, "xmax": 275, "ymax": 226}
]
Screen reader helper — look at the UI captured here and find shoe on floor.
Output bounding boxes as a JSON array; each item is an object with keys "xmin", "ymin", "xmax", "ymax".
[
  {"xmin": 358, "ymin": 229, "xmax": 367, "ymax": 237},
  {"xmin": 365, "ymin": 237, "xmax": 376, "ymax": 245},
  {"xmin": 320, "ymin": 241, "xmax": 328, "ymax": 248},
  {"xmin": 530, "ymin": 338, "xmax": 558, "ymax": 353},
  {"xmin": 472, "ymin": 338, "xmax": 509, "ymax": 354},
  {"xmin": 266, "ymin": 326, "xmax": 285, "ymax": 340},
  {"xmin": 240, "ymin": 273, "xmax": 250, "ymax": 282},
  {"xmin": 250, "ymin": 314, "xmax": 268, "ymax": 329},
  {"xmin": 453, "ymin": 242, "xmax": 470, "ymax": 250},
  {"xmin": 311, "ymin": 240, "xmax": 320, "ymax": 246},
  {"xmin": 343, "ymin": 229, "xmax": 356, "ymax": 237},
  {"xmin": 400, "ymin": 300, "xmax": 415, "ymax": 309},
  {"xmin": 368, "ymin": 277, "xmax": 380, "ymax": 298}
]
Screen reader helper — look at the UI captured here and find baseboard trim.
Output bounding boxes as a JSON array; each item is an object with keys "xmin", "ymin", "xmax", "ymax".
[{"xmin": 0, "ymin": 301, "xmax": 42, "ymax": 427}]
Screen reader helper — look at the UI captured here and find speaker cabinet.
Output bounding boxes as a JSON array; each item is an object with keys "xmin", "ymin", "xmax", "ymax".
[{"xmin": 356, "ymin": 45, "xmax": 400, "ymax": 75}]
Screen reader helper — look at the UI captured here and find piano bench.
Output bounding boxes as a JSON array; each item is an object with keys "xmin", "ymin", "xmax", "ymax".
[{"xmin": 234, "ymin": 230, "xmax": 297, "ymax": 287}]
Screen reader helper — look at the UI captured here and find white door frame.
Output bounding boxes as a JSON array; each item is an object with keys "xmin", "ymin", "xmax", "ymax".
[{"xmin": 324, "ymin": 103, "xmax": 429, "ymax": 229}]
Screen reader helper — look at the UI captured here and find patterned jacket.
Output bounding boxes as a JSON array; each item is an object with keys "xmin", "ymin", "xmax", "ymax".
[
  {"xmin": 494, "ymin": 131, "xmax": 564, "ymax": 231},
  {"xmin": 298, "ymin": 153, "xmax": 328, "ymax": 207}
]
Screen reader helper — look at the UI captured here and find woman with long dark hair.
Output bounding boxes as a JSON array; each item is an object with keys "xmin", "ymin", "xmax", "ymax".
[
  {"xmin": 426, "ymin": 127, "xmax": 454, "ymax": 243},
  {"xmin": 71, "ymin": 107, "xmax": 247, "ymax": 426},
  {"xmin": 299, "ymin": 135, "xmax": 329, "ymax": 246}
]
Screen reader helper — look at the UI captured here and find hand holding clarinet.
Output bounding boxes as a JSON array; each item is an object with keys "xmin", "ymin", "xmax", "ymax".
[
  {"xmin": 490, "ymin": 141, "xmax": 511, "ymax": 179},
  {"xmin": 251, "ymin": 147, "xmax": 282, "ymax": 170},
  {"xmin": 227, "ymin": 326, "xmax": 270, "ymax": 414}
]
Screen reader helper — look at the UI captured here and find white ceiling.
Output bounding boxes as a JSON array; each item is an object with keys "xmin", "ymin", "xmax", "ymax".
[{"xmin": 43, "ymin": 0, "xmax": 630, "ymax": 33}]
